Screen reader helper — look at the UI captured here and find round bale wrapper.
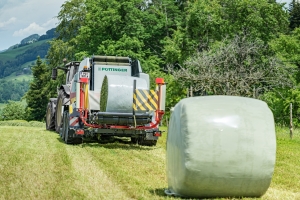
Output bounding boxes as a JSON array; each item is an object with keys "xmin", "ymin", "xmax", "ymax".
[
  {"xmin": 166, "ymin": 96, "xmax": 276, "ymax": 198},
  {"xmin": 100, "ymin": 75, "xmax": 148, "ymax": 113}
]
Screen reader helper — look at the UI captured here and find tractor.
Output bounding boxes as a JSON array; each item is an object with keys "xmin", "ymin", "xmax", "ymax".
[{"xmin": 46, "ymin": 56, "xmax": 166, "ymax": 146}]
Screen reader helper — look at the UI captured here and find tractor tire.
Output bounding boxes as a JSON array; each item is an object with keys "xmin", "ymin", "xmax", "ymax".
[
  {"xmin": 60, "ymin": 111, "xmax": 66, "ymax": 141},
  {"xmin": 138, "ymin": 138, "xmax": 157, "ymax": 146},
  {"xmin": 62, "ymin": 111, "xmax": 82, "ymax": 145},
  {"xmin": 131, "ymin": 137, "xmax": 138, "ymax": 144},
  {"xmin": 62, "ymin": 111, "xmax": 71, "ymax": 144},
  {"xmin": 55, "ymin": 90, "xmax": 69, "ymax": 133},
  {"xmin": 46, "ymin": 101, "xmax": 55, "ymax": 130}
]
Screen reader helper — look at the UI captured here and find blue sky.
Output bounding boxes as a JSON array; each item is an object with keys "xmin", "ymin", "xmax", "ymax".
[
  {"xmin": 0, "ymin": 0, "xmax": 65, "ymax": 51},
  {"xmin": 0, "ymin": 0, "xmax": 293, "ymax": 51}
]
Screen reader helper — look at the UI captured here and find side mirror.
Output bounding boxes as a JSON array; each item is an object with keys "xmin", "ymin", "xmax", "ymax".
[{"xmin": 51, "ymin": 68, "xmax": 57, "ymax": 80}]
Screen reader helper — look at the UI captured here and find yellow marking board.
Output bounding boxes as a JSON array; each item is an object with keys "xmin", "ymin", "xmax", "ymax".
[{"xmin": 133, "ymin": 89, "xmax": 158, "ymax": 111}]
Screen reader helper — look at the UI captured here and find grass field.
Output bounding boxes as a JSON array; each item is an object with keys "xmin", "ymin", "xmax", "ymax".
[{"xmin": 0, "ymin": 123, "xmax": 299, "ymax": 200}]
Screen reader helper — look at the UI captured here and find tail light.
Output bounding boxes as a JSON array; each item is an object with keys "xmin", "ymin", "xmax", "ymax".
[
  {"xmin": 76, "ymin": 129, "xmax": 84, "ymax": 135},
  {"xmin": 154, "ymin": 131, "xmax": 162, "ymax": 137}
]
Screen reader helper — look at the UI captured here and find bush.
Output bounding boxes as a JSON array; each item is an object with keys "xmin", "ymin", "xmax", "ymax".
[
  {"xmin": 261, "ymin": 88, "xmax": 300, "ymax": 127},
  {"xmin": 0, "ymin": 101, "xmax": 25, "ymax": 121}
]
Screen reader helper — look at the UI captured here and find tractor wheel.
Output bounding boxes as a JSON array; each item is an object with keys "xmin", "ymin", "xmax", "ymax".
[
  {"xmin": 46, "ymin": 101, "xmax": 55, "ymax": 130},
  {"xmin": 62, "ymin": 111, "xmax": 71, "ymax": 144},
  {"xmin": 55, "ymin": 90, "xmax": 69, "ymax": 133},
  {"xmin": 60, "ymin": 111, "xmax": 66, "ymax": 141}
]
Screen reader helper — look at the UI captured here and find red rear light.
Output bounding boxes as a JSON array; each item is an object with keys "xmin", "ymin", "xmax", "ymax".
[
  {"xmin": 80, "ymin": 78, "xmax": 89, "ymax": 83},
  {"xmin": 76, "ymin": 129, "xmax": 84, "ymax": 135},
  {"xmin": 154, "ymin": 131, "xmax": 161, "ymax": 137},
  {"xmin": 155, "ymin": 78, "xmax": 164, "ymax": 84}
]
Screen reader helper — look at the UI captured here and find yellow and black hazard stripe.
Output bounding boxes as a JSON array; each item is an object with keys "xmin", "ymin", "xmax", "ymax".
[{"xmin": 133, "ymin": 89, "xmax": 158, "ymax": 111}]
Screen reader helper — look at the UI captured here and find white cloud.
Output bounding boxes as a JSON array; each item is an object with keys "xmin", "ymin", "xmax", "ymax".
[
  {"xmin": 42, "ymin": 18, "xmax": 58, "ymax": 29},
  {"xmin": 0, "ymin": 17, "xmax": 16, "ymax": 28},
  {"xmin": 13, "ymin": 22, "xmax": 45, "ymax": 37},
  {"xmin": 12, "ymin": 17, "xmax": 58, "ymax": 37},
  {"xmin": 0, "ymin": 0, "xmax": 65, "ymax": 50}
]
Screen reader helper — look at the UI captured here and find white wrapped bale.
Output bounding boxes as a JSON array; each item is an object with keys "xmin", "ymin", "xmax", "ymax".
[
  {"xmin": 166, "ymin": 96, "xmax": 276, "ymax": 198},
  {"xmin": 100, "ymin": 75, "xmax": 148, "ymax": 113}
]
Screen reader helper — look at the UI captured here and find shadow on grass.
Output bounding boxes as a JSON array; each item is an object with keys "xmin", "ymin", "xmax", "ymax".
[
  {"xmin": 82, "ymin": 141, "xmax": 154, "ymax": 151},
  {"xmin": 55, "ymin": 136, "xmax": 154, "ymax": 151},
  {"xmin": 149, "ymin": 188, "xmax": 168, "ymax": 197},
  {"xmin": 149, "ymin": 188, "xmax": 187, "ymax": 199},
  {"xmin": 148, "ymin": 188, "xmax": 245, "ymax": 200}
]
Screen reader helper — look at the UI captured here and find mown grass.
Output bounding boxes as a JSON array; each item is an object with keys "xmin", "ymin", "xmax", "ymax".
[
  {"xmin": 266, "ymin": 127, "xmax": 300, "ymax": 199},
  {"xmin": 0, "ymin": 120, "xmax": 44, "ymax": 127},
  {"xmin": 0, "ymin": 124, "xmax": 299, "ymax": 199}
]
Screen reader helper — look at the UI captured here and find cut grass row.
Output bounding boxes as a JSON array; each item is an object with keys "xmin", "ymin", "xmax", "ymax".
[{"xmin": 0, "ymin": 124, "xmax": 299, "ymax": 199}]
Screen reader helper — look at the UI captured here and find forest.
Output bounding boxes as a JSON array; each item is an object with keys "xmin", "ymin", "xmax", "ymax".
[
  {"xmin": 3, "ymin": 0, "xmax": 300, "ymax": 126},
  {"xmin": 0, "ymin": 79, "xmax": 30, "ymax": 103}
]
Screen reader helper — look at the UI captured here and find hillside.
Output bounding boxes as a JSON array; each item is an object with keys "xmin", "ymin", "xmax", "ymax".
[
  {"xmin": 0, "ymin": 39, "xmax": 50, "ymax": 77},
  {"xmin": 0, "ymin": 39, "xmax": 50, "ymax": 64},
  {"xmin": 0, "ymin": 123, "xmax": 299, "ymax": 199},
  {"xmin": 0, "ymin": 28, "xmax": 56, "ymax": 103},
  {"xmin": 0, "ymin": 28, "xmax": 56, "ymax": 78}
]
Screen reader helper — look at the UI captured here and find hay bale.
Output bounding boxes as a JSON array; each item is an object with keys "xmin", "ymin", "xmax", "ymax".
[
  {"xmin": 100, "ymin": 75, "xmax": 148, "ymax": 113},
  {"xmin": 166, "ymin": 96, "xmax": 276, "ymax": 198}
]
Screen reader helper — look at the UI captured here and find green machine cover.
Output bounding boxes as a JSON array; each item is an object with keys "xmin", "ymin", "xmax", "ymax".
[{"xmin": 166, "ymin": 96, "xmax": 276, "ymax": 198}]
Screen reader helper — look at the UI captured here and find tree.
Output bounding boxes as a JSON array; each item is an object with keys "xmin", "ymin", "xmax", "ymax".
[
  {"xmin": 264, "ymin": 27, "xmax": 300, "ymax": 126},
  {"xmin": 270, "ymin": 27, "xmax": 300, "ymax": 82},
  {"xmin": 1, "ymin": 101, "xmax": 25, "ymax": 121},
  {"xmin": 48, "ymin": 0, "xmax": 183, "ymax": 78},
  {"xmin": 48, "ymin": 0, "xmax": 183, "ymax": 65},
  {"xmin": 25, "ymin": 57, "xmax": 49, "ymax": 121},
  {"xmin": 45, "ymin": 0, "xmax": 292, "ymax": 118},
  {"xmin": 75, "ymin": 0, "xmax": 162, "ymax": 61},
  {"xmin": 163, "ymin": 0, "xmax": 289, "ymax": 64},
  {"xmin": 56, "ymin": 0, "xmax": 87, "ymax": 41},
  {"xmin": 46, "ymin": 0, "xmax": 87, "ymax": 71},
  {"xmin": 0, "ymin": 79, "xmax": 30, "ymax": 103},
  {"xmin": 289, "ymin": 0, "xmax": 300, "ymax": 30},
  {"xmin": 169, "ymin": 34, "xmax": 295, "ymax": 97}
]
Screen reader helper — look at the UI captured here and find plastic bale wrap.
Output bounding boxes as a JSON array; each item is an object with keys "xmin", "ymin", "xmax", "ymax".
[
  {"xmin": 166, "ymin": 96, "xmax": 276, "ymax": 198},
  {"xmin": 100, "ymin": 75, "xmax": 148, "ymax": 113}
]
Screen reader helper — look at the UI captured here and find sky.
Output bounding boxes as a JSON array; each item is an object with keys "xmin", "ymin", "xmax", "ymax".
[
  {"xmin": 0, "ymin": 0, "xmax": 293, "ymax": 51},
  {"xmin": 0, "ymin": 0, "xmax": 65, "ymax": 51}
]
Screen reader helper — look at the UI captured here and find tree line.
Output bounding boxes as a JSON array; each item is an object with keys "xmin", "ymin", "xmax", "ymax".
[
  {"xmin": 4, "ymin": 0, "xmax": 300, "ymax": 126},
  {"xmin": 0, "ymin": 79, "xmax": 30, "ymax": 103}
]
